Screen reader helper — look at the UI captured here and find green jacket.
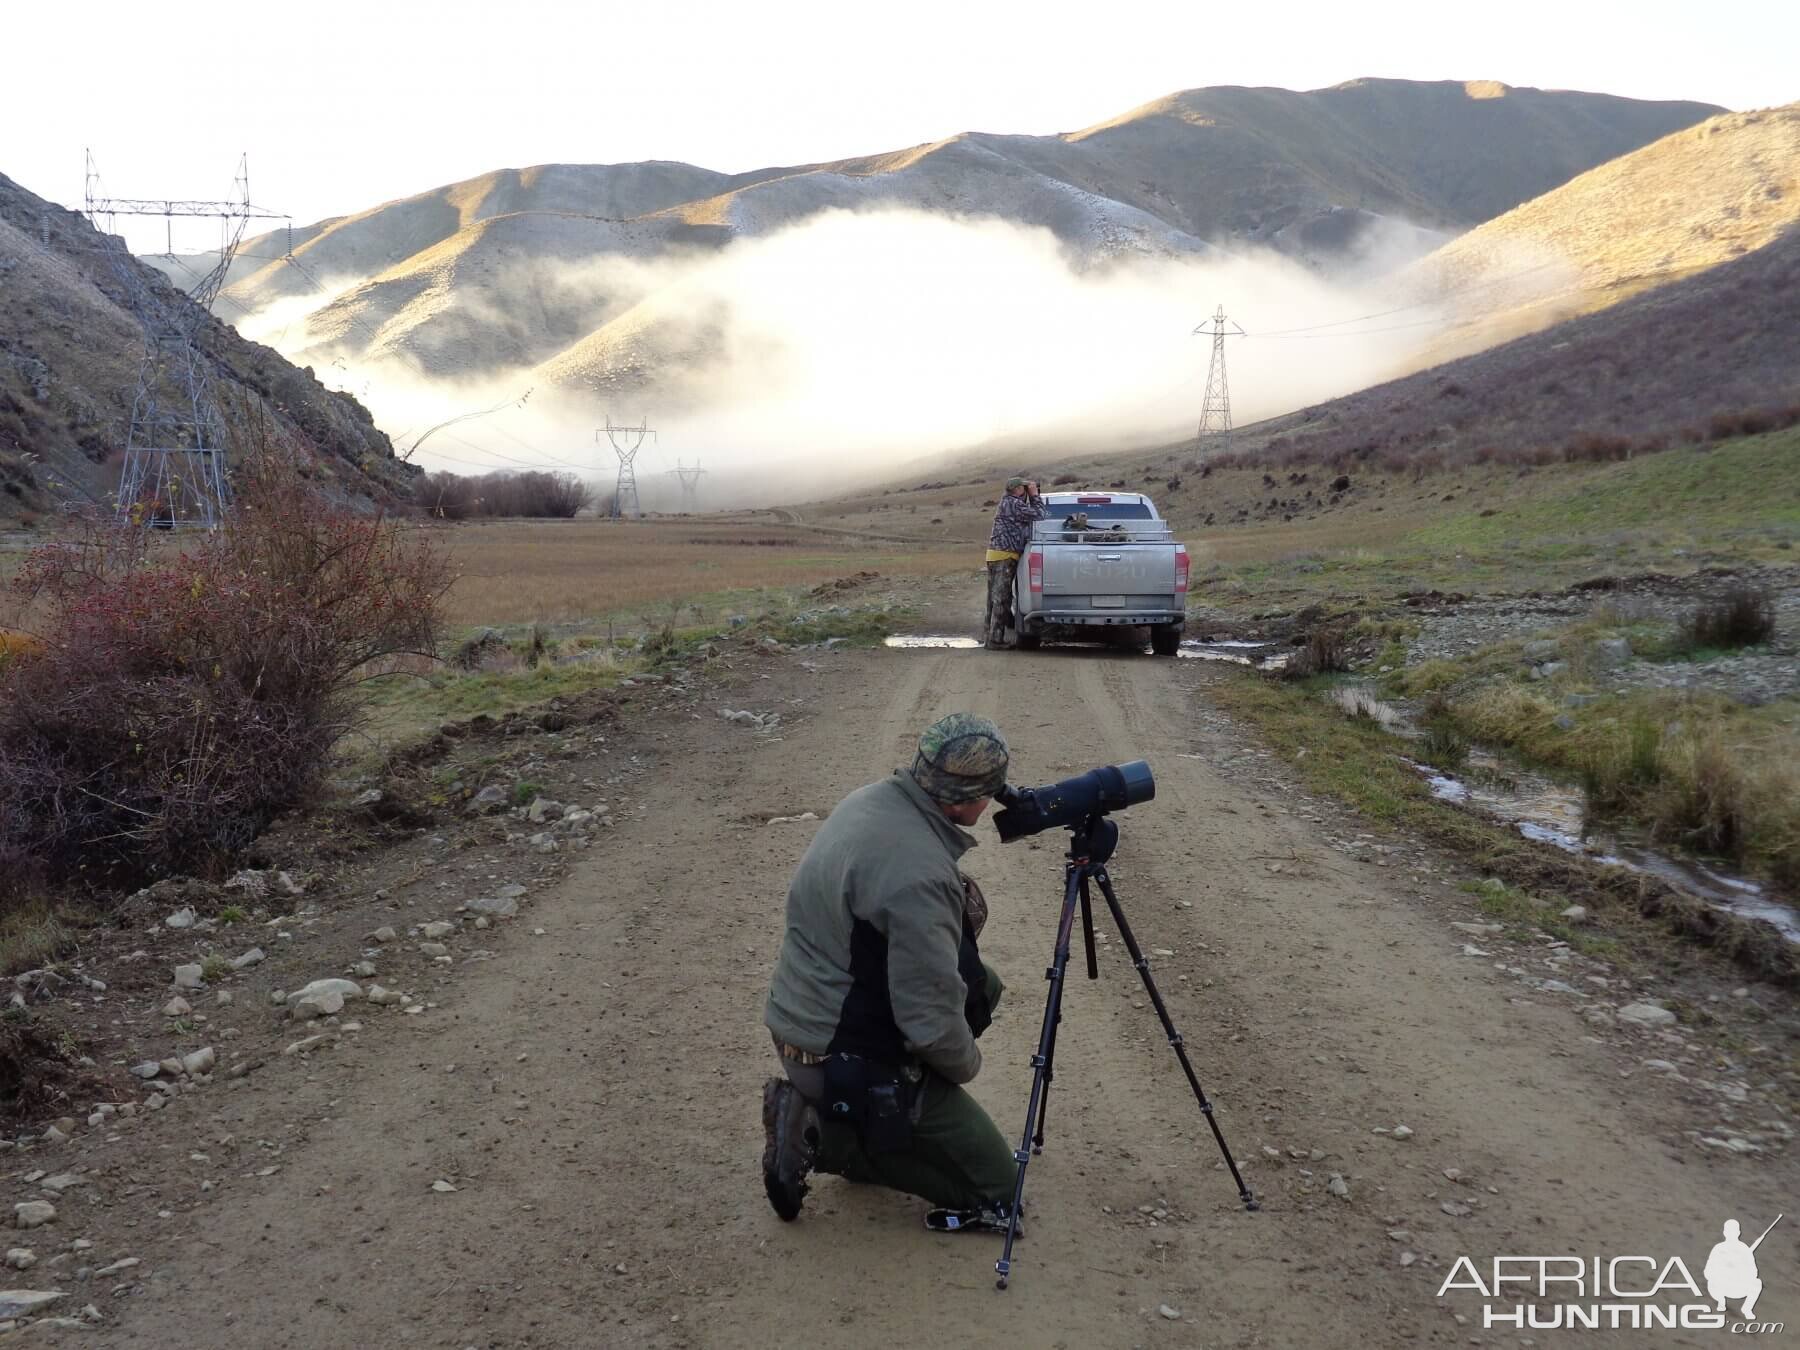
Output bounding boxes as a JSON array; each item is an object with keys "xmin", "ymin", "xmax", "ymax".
[{"xmin": 764, "ymin": 770, "xmax": 984, "ymax": 1083}]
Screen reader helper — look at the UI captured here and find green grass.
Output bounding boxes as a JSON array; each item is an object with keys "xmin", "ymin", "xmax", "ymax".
[
  {"xmin": 354, "ymin": 660, "xmax": 628, "ymax": 759},
  {"xmin": 1376, "ymin": 615, "xmax": 1800, "ymax": 888},
  {"xmin": 1195, "ymin": 431, "xmax": 1800, "ymax": 619},
  {"xmin": 1460, "ymin": 879, "xmax": 1618, "ymax": 957},
  {"xmin": 1208, "ymin": 670, "xmax": 1791, "ymax": 980},
  {"xmin": 1211, "ymin": 673, "xmax": 1508, "ymax": 848},
  {"xmin": 1406, "ymin": 431, "xmax": 1800, "ymax": 555}
]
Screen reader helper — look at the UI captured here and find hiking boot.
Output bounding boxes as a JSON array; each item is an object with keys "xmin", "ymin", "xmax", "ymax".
[{"xmin": 761, "ymin": 1077, "xmax": 820, "ymax": 1221}]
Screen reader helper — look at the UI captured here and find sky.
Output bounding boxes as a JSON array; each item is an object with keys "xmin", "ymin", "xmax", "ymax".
[{"xmin": 6, "ymin": 0, "xmax": 1797, "ymax": 250}]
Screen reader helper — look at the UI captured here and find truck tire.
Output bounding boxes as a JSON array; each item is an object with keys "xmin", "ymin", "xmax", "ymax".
[
  {"xmin": 1150, "ymin": 623, "xmax": 1183, "ymax": 656},
  {"xmin": 1015, "ymin": 630, "xmax": 1042, "ymax": 651}
]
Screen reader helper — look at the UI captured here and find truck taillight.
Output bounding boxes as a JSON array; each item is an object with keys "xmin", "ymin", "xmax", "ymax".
[
  {"xmin": 1174, "ymin": 546, "xmax": 1190, "ymax": 595},
  {"xmin": 1027, "ymin": 547, "xmax": 1043, "ymax": 593}
]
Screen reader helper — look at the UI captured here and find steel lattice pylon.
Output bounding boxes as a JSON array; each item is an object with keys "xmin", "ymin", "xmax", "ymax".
[
  {"xmin": 665, "ymin": 458, "xmax": 706, "ymax": 510},
  {"xmin": 1193, "ymin": 304, "xmax": 1245, "ymax": 455},
  {"xmin": 84, "ymin": 151, "xmax": 286, "ymax": 527},
  {"xmin": 600, "ymin": 416, "xmax": 657, "ymax": 518}
]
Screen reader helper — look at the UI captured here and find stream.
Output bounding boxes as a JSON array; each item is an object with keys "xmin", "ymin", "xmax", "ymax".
[{"xmin": 1404, "ymin": 737, "xmax": 1798, "ymax": 943}]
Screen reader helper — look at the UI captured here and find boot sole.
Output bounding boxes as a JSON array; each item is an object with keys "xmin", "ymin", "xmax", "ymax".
[{"xmin": 761, "ymin": 1078, "xmax": 814, "ymax": 1222}]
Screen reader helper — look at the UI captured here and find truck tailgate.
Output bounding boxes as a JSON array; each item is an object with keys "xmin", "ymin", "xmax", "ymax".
[{"xmin": 1040, "ymin": 544, "xmax": 1177, "ymax": 598}]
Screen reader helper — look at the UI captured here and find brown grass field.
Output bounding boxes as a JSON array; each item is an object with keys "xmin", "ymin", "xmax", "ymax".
[{"xmin": 436, "ymin": 518, "xmax": 971, "ymax": 626}]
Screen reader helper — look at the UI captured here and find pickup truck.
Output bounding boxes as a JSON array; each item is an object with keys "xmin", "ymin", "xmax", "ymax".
[{"xmin": 1007, "ymin": 491, "xmax": 1190, "ymax": 654}]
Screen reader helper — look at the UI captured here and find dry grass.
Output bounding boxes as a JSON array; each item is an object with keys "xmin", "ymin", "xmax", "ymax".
[
  {"xmin": 439, "ymin": 519, "xmax": 969, "ymax": 625},
  {"xmin": 0, "ymin": 897, "xmax": 78, "ymax": 977}
]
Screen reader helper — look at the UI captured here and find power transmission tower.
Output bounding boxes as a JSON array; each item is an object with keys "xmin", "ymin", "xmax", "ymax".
[
  {"xmin": 665, "ymin": 458, "xmax": 706, "ymax": 510},
  {"xmin": 1192, "ymin": 304, "xmax": 1245, "ymax": 455},
  {"xmin": 599, "ymin": 416, "xmax": 656, "ymax": 519},
  {"xmin": 84, "ymin": 150, "xmax": 288, "ymax": 527}
]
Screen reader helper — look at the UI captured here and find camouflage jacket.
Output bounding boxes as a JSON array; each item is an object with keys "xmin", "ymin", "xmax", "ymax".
[{"xmin": 987, "ymin": 492, "xmax": 1048, "ymax": 554}]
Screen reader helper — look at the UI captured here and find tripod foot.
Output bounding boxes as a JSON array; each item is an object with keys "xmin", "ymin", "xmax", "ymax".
[{"xmin": 1243, "ymin": 1196, "xmax": 1261, "ymax": 1212}]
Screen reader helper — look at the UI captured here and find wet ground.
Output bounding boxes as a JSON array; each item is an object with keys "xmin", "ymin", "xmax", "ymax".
[{"xmin": 1414, "ymin": 749, "xmax": 1800, "ymax": 943}]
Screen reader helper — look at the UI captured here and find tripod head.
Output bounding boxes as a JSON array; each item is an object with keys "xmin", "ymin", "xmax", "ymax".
[{"xmin": 1065, "ymin": 812, "xmax": 1118, "ymax": 869}]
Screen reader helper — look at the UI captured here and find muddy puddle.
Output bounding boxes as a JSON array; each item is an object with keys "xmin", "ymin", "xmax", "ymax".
[
  {"xmin": 882, "ymin": 635, "xmax": 983, "ymax": 649},
  {"xmin": 1176, "ymin": 639, "xmax": 1291, "ymax": 670},
  {"xmin": 1412, "ymin": 747, "xmax": 1799, "ymax": 943},
  {"xmin": 881, "ymin": 635, "xmax": 1290, "ymax": 664}
]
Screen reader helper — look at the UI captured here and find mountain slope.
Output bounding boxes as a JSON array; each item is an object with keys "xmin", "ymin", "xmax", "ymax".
[
  {"xmin": 1228, "ymin": 222, "xmax": 1800, "ymax": 467},
  {"xmin": 193, "ymin": 79, "xmax": 1719, "ymax": 386},
  {"xmin": 0, "ymin": 173, "xmax": 415, "ymax": 521},
  {"xmin": 1406, "ymin": 103, "xmax": 1800, "ymax": 354}
]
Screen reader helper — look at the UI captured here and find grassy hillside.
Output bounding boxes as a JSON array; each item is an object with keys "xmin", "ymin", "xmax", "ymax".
[
  {"xmin": 1215, "ymin": 224, "xmax": 1800, "ymax": 471},
  {"xmin": 1411, "ymin": 104, "xmax": 1800, "ymax": 340}
]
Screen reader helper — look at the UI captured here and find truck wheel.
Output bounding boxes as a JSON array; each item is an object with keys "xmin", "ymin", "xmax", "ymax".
[
  {"xmin": 1150, "ymin": 623, "xmax": 1183, "ymax": 656},
  {"xmin": 1015, "ymin": 630, "xmax": 1041, "ymax": 651}
]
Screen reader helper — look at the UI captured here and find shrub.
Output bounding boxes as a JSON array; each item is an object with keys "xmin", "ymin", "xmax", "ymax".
[
  {"xmin": 420, "ymin": 468, "xmax": 593, "ymax": 519},
  {"xmin": 0, "ymin": 456, "xmax": 450, "ymax": 897},
  {"xmin": 1678, "ymin": 586, "xmax": 1776, "ymax": 652},
  {"xmin": 1052, "ymin": 473, "xmax": 1079, "ymax": 485},
  {"xmin": 1281, "ymin": 628, "xmax": 1350, "ymax": 679}
]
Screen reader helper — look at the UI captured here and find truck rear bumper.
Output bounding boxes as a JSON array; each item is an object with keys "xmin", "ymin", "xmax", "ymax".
[{"xmin": 1024, "ymin": 611, "xmax": 1185, "ymax": 628}]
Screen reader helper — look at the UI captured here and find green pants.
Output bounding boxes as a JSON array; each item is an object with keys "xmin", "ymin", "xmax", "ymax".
[
  {"xmin": 791, "ymin": 963, "xmax": 1017, "ymax": 1211},
  {"xmin": 815, "ymin": 1071, "xmax": 1018, "ymax": 1211}
]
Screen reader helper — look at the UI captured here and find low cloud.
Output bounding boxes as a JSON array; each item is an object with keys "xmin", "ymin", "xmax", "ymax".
[{"xmin": 242, "ymin": 207, "xmax": 1489, "ymax": 506}]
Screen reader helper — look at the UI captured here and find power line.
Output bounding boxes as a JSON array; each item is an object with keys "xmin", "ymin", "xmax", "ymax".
[{"xmin": 1243, "ymin": 260, "xmax": 1564, "ymax": 338}]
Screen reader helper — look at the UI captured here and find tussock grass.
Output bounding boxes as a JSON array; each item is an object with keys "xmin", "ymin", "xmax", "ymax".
[
  {"xmin": 1676, "ymin": 586, "xmax": 1777, "ymax": 653},
  {"xmin": 0, "ymin": 898, "xmax": 78, "ymax": 977}
]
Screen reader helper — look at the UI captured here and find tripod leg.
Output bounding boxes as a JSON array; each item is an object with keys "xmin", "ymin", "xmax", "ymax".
[
  {"xmin": 996, "ymin": 866, "xmax": 1084, "ymax": 1290},
  {"xmin": 1080, "ymin": 876, "xmax": 1098, "ymax": 979},
  {"xmin": 1093, "ymin": 868, "xmax": 1258, "ymax": 1213},
  {"xmin": 1037, "ymin": 876, "xmax": 1093, "ymax": 1153}
]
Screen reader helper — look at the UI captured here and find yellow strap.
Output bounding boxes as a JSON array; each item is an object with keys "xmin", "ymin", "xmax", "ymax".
[{"xmin": 985, "ymin": 549, "xmax": 1020, "ymax": 563}]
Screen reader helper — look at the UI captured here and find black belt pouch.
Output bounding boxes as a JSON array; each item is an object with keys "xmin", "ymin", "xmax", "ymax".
[{"xmin": 822, "ymin": 1053, "xmax": 915, "ymax": 1153}]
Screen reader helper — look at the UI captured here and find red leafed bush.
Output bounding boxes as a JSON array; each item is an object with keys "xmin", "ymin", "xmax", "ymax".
[{"xmin": 0, "ymin": 456, "xmax": 451, "ymax": 896}]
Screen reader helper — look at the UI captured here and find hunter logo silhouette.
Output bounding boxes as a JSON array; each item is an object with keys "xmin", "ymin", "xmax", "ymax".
[{"xmin": 1705, "ymin": 1214, "xmax": 1781, "ymax": 1320}]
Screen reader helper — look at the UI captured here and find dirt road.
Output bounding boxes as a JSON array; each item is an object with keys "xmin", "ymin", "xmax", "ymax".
[{"xmin": 64, "ymin": 619, "xmax": 1797, "ymax": 1347}]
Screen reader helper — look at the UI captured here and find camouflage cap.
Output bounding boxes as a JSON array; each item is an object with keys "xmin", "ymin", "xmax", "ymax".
[
  {"xmin": 910, "ymin": 713, "xmax": 1010, "ymax": 803},
  {"xmin": 1004, "ymin": 476, "xmax": 1029, "ymax": 490}
]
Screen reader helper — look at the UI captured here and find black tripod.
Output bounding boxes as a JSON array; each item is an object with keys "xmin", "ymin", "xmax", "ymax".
[{"xmin": 994, "ymin": 812, "xmax": 1257, "ymax": 1290}]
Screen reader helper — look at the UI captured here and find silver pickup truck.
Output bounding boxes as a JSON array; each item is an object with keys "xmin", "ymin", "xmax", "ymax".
[{"xmin": 1008, "ymin": 491, "xmax": 1190, "ymax": 654}]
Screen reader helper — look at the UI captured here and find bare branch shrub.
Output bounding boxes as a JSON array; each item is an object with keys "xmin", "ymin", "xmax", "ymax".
[
  {"xmin": 0, "ymin": 454, "xmax": 452, "ymax": 897},
  {"xmin": 420, "ymin": 469, "xmax": 595, "ymax": 518}
]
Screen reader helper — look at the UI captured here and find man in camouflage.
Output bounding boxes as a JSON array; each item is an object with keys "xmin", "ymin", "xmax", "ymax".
[
  {"xmin": 983, "ymin": 475, "xmax": 1049, "ymax": 649},
  {"xmin": 762, "ymin": 713, "xmax": 1020, "ymax": 1233}
]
